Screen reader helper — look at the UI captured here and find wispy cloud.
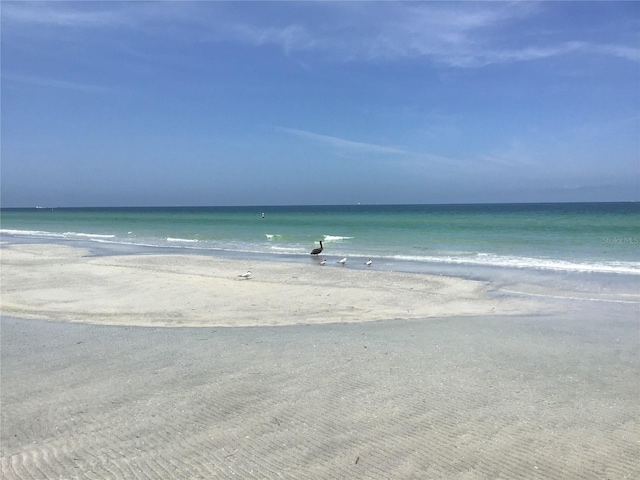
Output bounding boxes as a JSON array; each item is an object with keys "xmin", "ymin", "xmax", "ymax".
[
  {"xmin": 4, "ymin": 2, "xmax": 637, "ymax": 68},
  {"xmin": 276, "ymin": 127, "xmax": 408, "ymax": 155},
  {"xmin": 218, "ymin": 2, "xmax": 639, "ymax": 67},
  {"xmin": 226, "ymin": 23, "xmax": 318, "ymax": 55},
  {"xmin": 1, "ymin": 2, "xmax": 129, "ymax": 28},
  {"xmin": 329, "ymin": 3, "xmax": 639, "ymax": 67},
  {"xmin": 276, "ymin": 126, "xmax": 476, "ymax": 172},
  {"xmin": 3, "ymin": 73, "xmax": 113, "ymax": 94},
  {"xmin": 590, "ymin": 44, "xmax": 640, "ymax": 62}
]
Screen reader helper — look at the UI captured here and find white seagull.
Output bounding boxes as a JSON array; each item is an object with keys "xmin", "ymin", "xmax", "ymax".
[
  {"xmin": 365, "ymin": 259, "xmax": 372, "ymax": 266},
  {"xmin": 338, "ymin": 257, "xmax": 347, "ymax": 265},
  {"xmin": 320, "ymin": 259, "xmax": 326, "ymax": 265},
  {"xmin": 239, "ymin": 270, "xmax": 251, "ymax": 279}
]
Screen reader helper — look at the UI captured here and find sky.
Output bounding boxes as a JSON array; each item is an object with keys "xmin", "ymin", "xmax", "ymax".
[{"xmin": 1, "ymin": 1, "xmax": 639, "ymax": 207}]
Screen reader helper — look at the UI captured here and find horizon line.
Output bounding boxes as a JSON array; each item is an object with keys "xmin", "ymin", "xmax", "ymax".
[{"xmin": 2, "ymin": 200, "xmax": 639, "ymax": 210}]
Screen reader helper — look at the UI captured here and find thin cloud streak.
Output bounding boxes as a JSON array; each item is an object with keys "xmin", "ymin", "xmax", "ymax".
[
  {"xmin": 3, "ymin": 73, "xmax": 113, "ymax": 94},
  {"xmin": 1, "ymin": 2, "xmax": 128, "ymax": 28},
  {"xmin": 277, "ymin": 126, "xmax": 476, "ymax": 172},
  {"xmin": 277, "ymin": 125, "xmax": 568, "ymax": 179},
  {"xmin": 276, "ymin": 127, "xmax": 408, "ymax": 155}
]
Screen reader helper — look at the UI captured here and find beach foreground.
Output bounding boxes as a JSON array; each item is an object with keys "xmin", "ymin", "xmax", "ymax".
[
  {"xmin": 1, "ymin": 244, "xmax": 638, "ymax": 479},
  {"xmin": 0, "ymin": 244, "xmax": 543, "ymax": 327},
  {"xmin": 2, "ymin": 308, "xmax": 638, "ymax": 479}
]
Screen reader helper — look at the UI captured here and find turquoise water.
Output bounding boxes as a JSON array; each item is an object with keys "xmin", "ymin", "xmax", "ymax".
[{"xmin": 1, "ymin": 203, "xmax": 639, "ymax": 275}]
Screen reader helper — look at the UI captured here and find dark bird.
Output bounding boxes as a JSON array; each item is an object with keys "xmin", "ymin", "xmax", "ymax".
[{"xmin": 310, "ymin": 241, "xmax": 323, "ymax": 255}]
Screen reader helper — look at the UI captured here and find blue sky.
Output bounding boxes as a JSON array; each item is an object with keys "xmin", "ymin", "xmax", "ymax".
[{"xmin": 2, "ymin": 1, "xmax": 639, "ymax": 207}]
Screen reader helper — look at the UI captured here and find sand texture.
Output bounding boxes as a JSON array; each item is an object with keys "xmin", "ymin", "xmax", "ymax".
[
  {"xmin": 0, "ymin": 244, "xmax": 542, "ymax": 327},
  {"xmin": 1, "ymin": 243, "xmax": 638, "ymax": 479},
  {"xmin": 2, "ymin": 310, "xmax": 638, "ymax": 480}
]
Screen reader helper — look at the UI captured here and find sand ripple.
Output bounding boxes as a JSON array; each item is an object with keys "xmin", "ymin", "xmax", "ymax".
[{"xmin": 2, "ymin": 312, "xmax": 638, "ymax": 479}]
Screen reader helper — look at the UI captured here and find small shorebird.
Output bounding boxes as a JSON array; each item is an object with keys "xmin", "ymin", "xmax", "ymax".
[
  {"xmin": 320, "ymin": 259, "xmax": 326, "ymax": 265},
  {"xmin": 338, "ymin": 257, "xmax": 347, "ymax": 265},
  {"xmin": 365, "ymin": 259, "xmax": 372, "ymax": 266},
  {"xmin": 239, "ymin": 270, "xmax": 251, "ymax": 279}
]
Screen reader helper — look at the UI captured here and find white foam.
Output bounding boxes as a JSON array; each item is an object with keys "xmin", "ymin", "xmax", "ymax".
[
  {"xmin": 269, "ymin": 245, "xmax": 305, "ymax": 254},
  {"xmin": 2, "ymin": 229, "xmax": 120, "ymax": 242},
  {"xmin": 390, "ymin": 252, "xmax": 640, "ymax": 276},
  {"xmin": 166, "ymin": 237, "xmax": 198, "ymax": 243},
  {"xmin": 323, "ymin": 235, "xmax": 354, "ymax": 242},
  {"xmin": 1, "ymin": 229, "xmax": 64, "ymax": 238},
  {"xmin": 64, "ymin": 232, "xmax": 116, "ymax": 239}
]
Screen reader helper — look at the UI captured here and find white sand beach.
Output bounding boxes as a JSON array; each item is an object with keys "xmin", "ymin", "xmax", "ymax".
[
  {"xmin": 1, "ymin": 243, "xmax": 638, "ymax": 479},
  {"xmin": 0, "ymin": 244, "xmax": 543, "ymax": 327}
]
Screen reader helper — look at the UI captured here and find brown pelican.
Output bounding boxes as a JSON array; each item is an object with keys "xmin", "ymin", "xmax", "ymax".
[{"xmin": 310, "ymin": 241, "xmax": 323, "ymax": 255}]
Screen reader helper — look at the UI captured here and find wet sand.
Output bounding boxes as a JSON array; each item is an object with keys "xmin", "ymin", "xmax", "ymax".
[
  {"xmin": 2, "ymin": 308, "xmax": 638, "ymax": 479},
  {"xmin": 1, "ymin": 243, "xmax": 639, "ymax": 479}
]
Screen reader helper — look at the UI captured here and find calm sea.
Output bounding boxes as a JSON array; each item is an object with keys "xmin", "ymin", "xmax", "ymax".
[{"xmin": 2, "ymin": 203, "xmax": 638, "ymax": 279}]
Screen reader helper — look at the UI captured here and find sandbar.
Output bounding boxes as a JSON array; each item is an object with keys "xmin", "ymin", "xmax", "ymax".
[{"xmin": 0, "ymin": 243, "xmax": 543, "ymax": 327}]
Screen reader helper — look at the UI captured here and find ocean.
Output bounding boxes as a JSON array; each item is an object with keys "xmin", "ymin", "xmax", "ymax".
[{"xmin": 2, "ymin": 203, "xmax": 639, "ymax": 284}]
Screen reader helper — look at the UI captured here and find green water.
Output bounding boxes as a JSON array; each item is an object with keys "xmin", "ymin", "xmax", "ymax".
[{"xmin": 2, "ymin": 203, "xmax": 639, "ymax": 274}]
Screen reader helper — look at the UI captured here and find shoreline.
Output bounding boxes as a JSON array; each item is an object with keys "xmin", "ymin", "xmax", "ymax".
[
  {"xmin": 0, "ymin": 243, "xmax": 553, "ymax": 328},
  {"xmin": 3, "ymin": 228, "xmax": 639, "ymax": 280}
]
